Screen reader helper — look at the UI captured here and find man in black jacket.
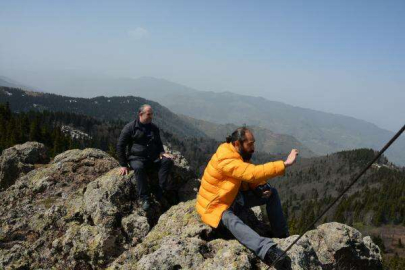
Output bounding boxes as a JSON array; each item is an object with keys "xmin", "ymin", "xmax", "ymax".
[{"xmin": 117, "ymin": 104, "xmax": 174, "ymax": 210}]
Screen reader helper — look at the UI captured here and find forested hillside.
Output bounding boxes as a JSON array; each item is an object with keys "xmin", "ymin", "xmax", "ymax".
[
  {"xmin": 0, "ymin": 102, "xmax": 96, "ymax": 157},
  {"xmin": 270, "ymin": 148, "xmax": 405, "ymax": 264},
  {"xmin": 0, "ymin": 86, "xmax": 312, "ymax": 160},
  {"xmin": 0, "ymin": 102, "xmax": 225, "ymax": 177},
  {"xmin": 0, "ymin": 87, "xmax": 207, "ymax": 140}
]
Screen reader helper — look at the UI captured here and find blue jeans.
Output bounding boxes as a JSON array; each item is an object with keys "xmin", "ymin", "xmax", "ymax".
[{"xmin": 221, "ymin": 187, "xmax": 289, "ymax": 260}]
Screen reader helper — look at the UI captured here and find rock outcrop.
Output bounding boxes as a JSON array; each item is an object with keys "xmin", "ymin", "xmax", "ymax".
[
  {"xmin": 109, "ymin": 200, "xmax": 382, "ymax": 270},
  {"xmin": 0, "ymin": 148, "xmax": 120, "ymax": 269},
  {"xmin": 0, "ymin": 145, "xmax": 197, "ymax": 269},
  {"xmin": 0, "ymin": 145, "xmax": 383, "ymax": 269},
  {"xmin": 0, "ymin": 142, "xmax": 48, "ymax": 191}
]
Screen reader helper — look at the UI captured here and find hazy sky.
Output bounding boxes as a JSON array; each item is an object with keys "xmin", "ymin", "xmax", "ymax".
[{"xmin": 0, "ymin": 0, "xmax": 404, "ymax": 132}]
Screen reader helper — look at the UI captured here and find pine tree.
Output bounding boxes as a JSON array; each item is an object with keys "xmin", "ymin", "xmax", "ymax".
[
  {"xmin": 4, "ymin": 102, "xmax": 11, "ymax": 121},
  {"xmin": 52, "ymin": 128, "xmax": 64, "ymax": 157},
  {"xmin": 29, "ymin": 116, "xmax": 42, "ymax": 142},
  {"xmin": 108, "ymin": 143, "xmax": 117, "ymax": 158},
  {"xmin": 6, "ymin": 118, "xmax": 17, "ymax": 146}
]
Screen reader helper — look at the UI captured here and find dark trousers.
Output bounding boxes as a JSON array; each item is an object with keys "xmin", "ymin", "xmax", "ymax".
[
  {"xmin": 221, "ymin": 187, "xmax": 289, "ymax": 260},
  {"xmin": 129, "ymin": 157, "xmax": 174, "ymax": 201}
]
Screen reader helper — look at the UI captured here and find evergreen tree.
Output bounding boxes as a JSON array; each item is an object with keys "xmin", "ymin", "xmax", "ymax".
[
  {"xmin": 29, "ymin": 116, "xmax": 42, "ymax": 142},
  {"xmin": 108, "ymin": 143, "xmax": 117, "ymax": 158}
]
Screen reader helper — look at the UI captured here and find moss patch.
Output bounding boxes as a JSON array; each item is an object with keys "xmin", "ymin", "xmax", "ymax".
[{"xmin": 39, "ymin": 197, "xmax": 57, "ymax": 209}]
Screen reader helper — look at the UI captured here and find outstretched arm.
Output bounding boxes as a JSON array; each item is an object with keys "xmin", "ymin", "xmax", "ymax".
[{"xmin": 217, "ymin": 157, "xmax": 285, "ymax": 184}]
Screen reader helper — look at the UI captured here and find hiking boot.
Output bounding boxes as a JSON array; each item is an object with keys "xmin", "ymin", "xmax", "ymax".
[
  {"xmin": 141, "ymin": 199, "xmax": 151, "ymax": 211},
  {"xmin": 264, "ymin": 246, "xmax": 289, "ymax": 269}
]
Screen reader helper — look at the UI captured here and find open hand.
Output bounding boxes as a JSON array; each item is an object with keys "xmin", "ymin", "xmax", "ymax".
[
  {"xmin": 284, "ymin": 149, "xmax": 299, "ymax": 167},
  {"xmin": 119, "ymin": 167, "xmax": 129, "ymax": 176},
  {"xmin": 161, "ymin": 153, "xmax": 174, "ymax": 159},
  {"xmin": 262, "ymin": 190, "xmax": 272, "ymax": 198}
]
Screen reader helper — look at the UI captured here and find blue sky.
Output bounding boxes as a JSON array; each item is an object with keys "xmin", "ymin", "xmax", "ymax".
[{"xmin": 0, "ymin": 0, "xmax": 404, "ymax": 131}]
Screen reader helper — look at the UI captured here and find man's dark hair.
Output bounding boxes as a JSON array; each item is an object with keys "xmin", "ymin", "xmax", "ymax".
[{"xmin": 226, "ymin": 127, "xmax": 250, "ymax": 144}]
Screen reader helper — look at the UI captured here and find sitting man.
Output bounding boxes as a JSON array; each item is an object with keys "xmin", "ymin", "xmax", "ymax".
[
  {"xmin": 196, "ymin": 127, "xmax": 298, "ymax": 267},
  {"xmin": 117, "ymin": 104, "xmax": 175, "ymax": 211}
]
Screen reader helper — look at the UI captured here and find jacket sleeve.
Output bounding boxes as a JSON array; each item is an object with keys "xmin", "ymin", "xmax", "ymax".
[
  {"xmin": 116, "ymin": 123, "xmax": 132, "ymax": 167},
  {"xmin": 217, "ymin": 157, "xmax": 285, "ymax": 184},
  {"xmin": 156, "ymin": 128, "xmax": 164, "ymax": 153}
]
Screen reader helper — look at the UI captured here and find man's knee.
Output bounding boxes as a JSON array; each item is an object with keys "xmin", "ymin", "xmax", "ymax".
[
  {"xmin": 221, "ymin": 209, "xmax": 240, "ymax": 229},
  {"xmin": 269, "ymin": 187, "xmax": 279, "ymax": 197},
  {"xmin": 264, "ymin": 187, "xmax": 280, "ymax": 204},
  {"xmin": 221, "ymin": 210, "xmax": 232, "ymax": 229},
  {"xmin": 130, "ymin": 161, "xmax": 146, "ymax": 172},
  {"xmin": 161, "ymin": 157, "xmax": 174, "ymax": 165},
  {"xmin": 160, "ymin": 157, "xmax": 174, "ymax": 168}
]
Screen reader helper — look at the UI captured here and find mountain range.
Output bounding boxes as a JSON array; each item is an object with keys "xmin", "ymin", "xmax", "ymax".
[
  {"xmin": 117, "ymin": 77, "xmax": 404, "ymax": 166},
  {"xmin": 179, "ymin": 114, "xmax": 315, "ymax": 157},
  {"xmin": 0, "ymin": 76, "xmax": 37, "ymax": 91},
  {"xmin": 0, "ymin": 87, "xmax": 312, "ymax": 158},
  {"xmin": 0, "ymin": 75, "xmax": 404, "ymax": 165}
]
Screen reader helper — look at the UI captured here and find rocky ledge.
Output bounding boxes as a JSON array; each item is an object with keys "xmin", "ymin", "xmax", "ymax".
[{"xmin": 0, "ymin": 143, "xmax": 382, "ymax": 269}]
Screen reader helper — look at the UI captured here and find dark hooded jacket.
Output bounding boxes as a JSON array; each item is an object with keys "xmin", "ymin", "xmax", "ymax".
[{"xmin": 116, "ymin": 119, "xmax": 164, "ymax": 167}]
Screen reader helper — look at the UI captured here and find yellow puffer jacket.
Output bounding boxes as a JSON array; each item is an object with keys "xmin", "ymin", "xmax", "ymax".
[{"xmin": 196, "ymin": 142, "xmax": 285, "ymax": 228}]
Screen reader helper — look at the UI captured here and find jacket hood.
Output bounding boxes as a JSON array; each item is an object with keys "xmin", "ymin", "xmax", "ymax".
[{"xmin": 216, "ymin": 143, "xmax": 242, "ymax": 161}]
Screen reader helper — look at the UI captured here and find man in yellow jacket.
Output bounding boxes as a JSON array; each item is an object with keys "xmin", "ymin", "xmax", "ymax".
[{"xmin": 196, "ymin": 127, "xmax": 298, "ymax": 267}]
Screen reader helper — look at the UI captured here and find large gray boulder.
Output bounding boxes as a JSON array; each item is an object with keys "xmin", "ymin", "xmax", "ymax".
[
  {"xmin": 0, "ymin": 141, "xmax": 48, "ymax": 190},
  {"xmin": 304, "ymin": 222, "xmax": 382, "ymax": 270}
]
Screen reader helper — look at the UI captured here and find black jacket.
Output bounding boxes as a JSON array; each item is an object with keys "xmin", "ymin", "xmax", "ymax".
[{"xmin": 116, "ymin": 119, "xmax": 164, "ymax": 167}]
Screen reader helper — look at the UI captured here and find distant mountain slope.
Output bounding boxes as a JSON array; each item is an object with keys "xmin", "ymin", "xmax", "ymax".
[
  {"xmin": 0, "ymin": 87, "xmax": 207, "ymax": 140},
  {"xmin": 5, "ymin": 75, "xmax": 402, "ymax": 164},
  {"xmin": 0, "ymin": 78, "xmax": 17, "ymax": 88},
  {"xmin": 113, "ymin": 77, "xmax": 403, "ymax": 166},
  {"xmin": 162, "ymin": 91, "xmax": 404, "ymax": 163},
  {"xmin": 0, "ymin": 76, "xmax": 37, "ymax": 91},
  {"xmin": 179, "ymin": 114, "xmax": 316, "ymax": 158}
]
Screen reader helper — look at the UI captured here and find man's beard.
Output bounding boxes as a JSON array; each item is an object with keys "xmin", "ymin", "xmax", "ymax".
[{"xmin": 240, "ymin": 148, "xmax": 254, "ymax": 161}]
